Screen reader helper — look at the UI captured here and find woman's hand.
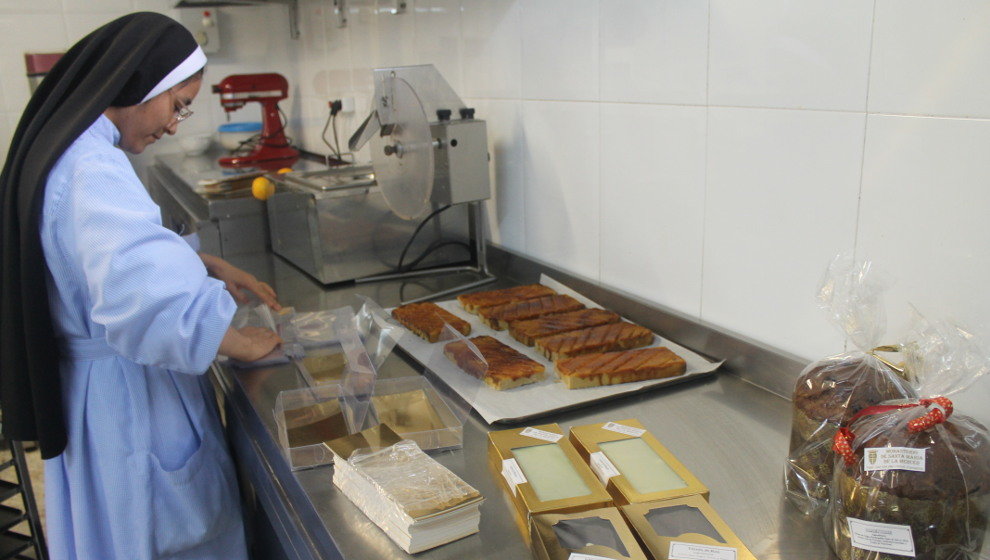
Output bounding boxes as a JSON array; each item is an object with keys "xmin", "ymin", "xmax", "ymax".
[
  {"xmin": 200, "ymin": 253, "xmax": 281, "ymax": 310},
  {"xmin": 219, "ymin": 326, "xmax": 282, "ymax": 362}
]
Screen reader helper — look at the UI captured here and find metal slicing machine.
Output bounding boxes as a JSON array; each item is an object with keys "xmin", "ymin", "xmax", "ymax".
[
  {"xmin": 267, "ymin": 65, "xmax": 495, "ymax": 302},
  {"xmin": 347, "ymin": 65, "xmax": 497, "ymax": 301}
]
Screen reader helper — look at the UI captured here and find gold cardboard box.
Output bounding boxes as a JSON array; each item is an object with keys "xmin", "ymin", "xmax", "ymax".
[
  {"xmin": 569, "ymin": 419, "xmax": 709, "ymax": 505},
  {"xmin": 530, "ymin": 507, "xmax": 650, "ymax": 560},
  {"xmin": 488, "ymin": 423, "xmax": 613, "ymax": 537},
  {"xmin": 621, "ymin": 496, "xmax": 757, "ymax": 560}
]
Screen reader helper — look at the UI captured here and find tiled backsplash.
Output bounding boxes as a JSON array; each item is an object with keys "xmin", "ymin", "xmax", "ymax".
[{"xmin": 2, "ymin": 0, "xmax": 988, "ymax": 417}]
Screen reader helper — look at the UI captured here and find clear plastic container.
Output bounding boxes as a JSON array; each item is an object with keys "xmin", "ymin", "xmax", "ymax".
[
  {"xmin": 368, "ymin": 376, "xmax": 466, "ymax": 452},
  {"xmin": 275, "ymin": 384, "xmax": 355, "ymax": 470}
]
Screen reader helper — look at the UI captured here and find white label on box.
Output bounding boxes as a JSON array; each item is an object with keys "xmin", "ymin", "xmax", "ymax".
[
  {"xmin": 567, "ymin": 554, "xmax": 615, "ymax": 560},
  {"xmin": 847, "ymin": 517, "xmax": 916, "ymax": 557},
  {"xmin": 589, "ymin": 451, "xmax": 621, "ymax": 485},
  {"xmin": 501, "ymin": 458, "xmax": 527, "ymax": 496},
  {"xmin": 863, "ymin": 447, "xmax": 926, "ymax": 473},
  {"xmin": 520, "ymin": 427, "xmax": 563, "ymax": 442},
  {"xmin": 668, "ymin": 542, "xmax": 737, "ymax": 560},
  {"xmin": 602, "ymin": 421, "xmax": 646, "ymax": 437}
]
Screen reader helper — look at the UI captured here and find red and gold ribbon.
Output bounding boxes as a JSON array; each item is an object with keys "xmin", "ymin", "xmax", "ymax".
[{"xmin": 831, "ymin": 397, "xmax": 953, "ymax": 466}]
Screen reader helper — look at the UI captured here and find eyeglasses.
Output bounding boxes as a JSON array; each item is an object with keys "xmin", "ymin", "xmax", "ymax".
[{"xmin": 171, "ymin": 91, "xmax": 194, "ymax": 124}]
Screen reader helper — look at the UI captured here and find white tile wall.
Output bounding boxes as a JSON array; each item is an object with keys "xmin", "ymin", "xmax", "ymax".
[
  {"xmin": 413, "ymin": 0, "xmax": 462, "ymax": 93},
  {"xmin": 599, "ymin": 0, "xmax": 708, "ymax": 105},
  {"xmin": 0, "ymin": 0, "xmax": 60, "ymax": 13},
  {"xmin": 296, "ymin": 0, "xmax": 331, "ymax": 101},
  {"xmin": 858, "ymin": 115, "xmax": 990, "ymax": 423},
  {"xmin": 600, "ymin": 102, "xmax": 707, "ymax": 317},
  {"xmin": 466, "ymin": 97, "xmax": 526, "ymax": 253},
  {"xmin": 461, "ymin": 0, "xmax": 521, "ymax": 99},
  {"xmin": 3, "ymin": 2, "xmax": 990, "ymax": 422},
  {"xmin": 521, "ymin": 100, "xmax": 600, "ymax": 279},
  {"xmin": 374, "ymin": 0, "xmax": 416, "ymax": 67},
  {"xmin": 703, "ymin": 107, "xmax": 865, "ymax": 359},
  {"xmin": 0, "ymin": 13, "xmax": 68, "ymax": 115},
  {"xmin": 62, "ymin": 0, "xmax": 131, "ymax": 12},
  {"xmin": 520, "ymin": 0, "xmax": 599, "ymax": 102},
  {"xmin": 709, "ymin": 0, "xmax": 874, "ymax": 111},
  {"xmin": 857, "ymin": 115, "xmax": 990, "ymax": 338},
  {"xmin": 869, "ymin": 0, "xmax": 990, "ymax": 118},
  {"xmin": 63, "ymin": 12, "xmax": 122, "ymax": 45}
]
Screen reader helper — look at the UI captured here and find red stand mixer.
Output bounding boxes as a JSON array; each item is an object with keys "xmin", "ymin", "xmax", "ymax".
[{"xmin": 212, "ymin": 73, "xmax": 299, "ymax": 168}]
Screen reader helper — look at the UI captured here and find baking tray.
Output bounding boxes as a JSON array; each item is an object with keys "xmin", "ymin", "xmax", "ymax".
[{"xmin": 387, "ymin": 275, "xmax": 723, "ymax": 424}]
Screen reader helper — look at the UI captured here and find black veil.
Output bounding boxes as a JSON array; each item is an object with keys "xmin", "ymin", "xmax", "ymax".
[{"xmin": 0, "ymin": 12, "xmax": 203, "ymax": 458}]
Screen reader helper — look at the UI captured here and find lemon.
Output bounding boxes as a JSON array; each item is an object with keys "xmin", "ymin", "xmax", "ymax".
[
  {"xmin": 276, "ymin": 167, "xmax": 293, "ymax": 174},
  {"xmin": 251, "ymin": 176, "xmax": 275, "ymax": 200}
]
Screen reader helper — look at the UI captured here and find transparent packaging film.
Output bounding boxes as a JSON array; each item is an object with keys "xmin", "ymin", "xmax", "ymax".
[
  {"xmin": 227, "ymin": 302, "xmax": 300, "ymax": 367},
  {"xmin": 826, "ymin": 320, "xmax": 990, "ymax": 560},
  {"xmin": 336, "ymin": 440, "xmax": 481, "ymax": 523},
  {"xmin": 273, "ymin": 305, "xmax": 382, "ymax": 469},
  {"xmin": 274, "ymin": 384, "xmax": 348, "ymax": 470},
  {"xmin": 330, "ymin": 306, "xmax": 379, "ymax": 433},
  {"xmin": 354, "ymin": 295, "xmax": 401, "ymax": 369},
  {"xmin": 428, "ymin": 323, "xmax": 485, "ymax": 424},
  {"xmin": 784, "ymin": 257, "xmax": 916, "ymax": 515}
]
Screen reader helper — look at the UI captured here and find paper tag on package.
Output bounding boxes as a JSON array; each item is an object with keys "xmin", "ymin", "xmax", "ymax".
[
  {"xmin": 520, "ymin": 427, "xmax": 563, "ymax": 443},
  {"xmin": 863, "ymin": 447, "xmax": 926, "ymax": 473},
  {"xmin": 501, "ymin": 458, "xmax": 527, "ymax": 496},
  {"xmin": 668, "ymin": 542, "xmax": 738, "ymax": 560},
  {"xmin": 589, "ymin": 452, "xmax": 621, "ymax": 485},
  {"xmin": 847, "ymin": 517, "xmax": 916, "ymax": 557},
  {"xmin": 602, "ymin": 421, "xmax": 645, "ymax": 437}
]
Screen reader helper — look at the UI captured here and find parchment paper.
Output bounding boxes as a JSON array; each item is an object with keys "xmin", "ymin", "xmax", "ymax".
[{"xmin": 388, "ymin": 275, "xmax": 723, "ymax": 424}]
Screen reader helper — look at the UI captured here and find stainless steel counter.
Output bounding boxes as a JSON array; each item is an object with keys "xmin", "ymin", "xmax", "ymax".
[{"xmin": 212, "ymin": 250, "xmax": 839, "ymax": 560}]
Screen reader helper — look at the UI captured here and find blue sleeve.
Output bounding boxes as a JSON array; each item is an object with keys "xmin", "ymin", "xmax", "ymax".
[{"xmin": 56, "ymin": 152, "xmax": 236, "ymax": 374}]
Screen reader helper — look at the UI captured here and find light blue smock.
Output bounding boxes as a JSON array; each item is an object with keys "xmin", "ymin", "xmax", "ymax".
[{"xmin": 39, "ymin": 115, "xmax": 248, "ymax": 559}]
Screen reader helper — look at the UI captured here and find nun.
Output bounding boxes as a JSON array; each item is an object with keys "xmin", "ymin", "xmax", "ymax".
[{"xmin": 0, "ymin": 13, "xmax": 281, "ymax": 559}]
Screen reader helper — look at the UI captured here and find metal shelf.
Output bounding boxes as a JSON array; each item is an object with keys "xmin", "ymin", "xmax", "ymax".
[
  {"xmin": 0, "ymin": 532, "xmax": 31, "ymax": 559},
  {"xmin": 0, "ymin": 482, "xmax": 19, "ymax": 505},
  {"xmin": 0, "ymin": 506, "xmax": 24, "ymax": 533}
]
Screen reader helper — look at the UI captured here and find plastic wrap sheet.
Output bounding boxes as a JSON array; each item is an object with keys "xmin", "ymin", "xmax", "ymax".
[
  {"xmin": 386, "ymin": 274, "xmax": 722, "ymax": 424},
  {"xmin": 785, "ymin": 257, "xmax": 917, "ymax": 515},
  {"xmin": 273, "ymin": 306, "xmax": 381, "ymax": 469},
  {"xmin": 337, "ymin": 440, "xmax": 481, "ymax": 521},
  {"xmin": 227, "ymin": 303, "xmax": 302, "ymax": 368},
  {"xmin": 355, "ymin": 295, "xmax": 401, "ymax": 368}
]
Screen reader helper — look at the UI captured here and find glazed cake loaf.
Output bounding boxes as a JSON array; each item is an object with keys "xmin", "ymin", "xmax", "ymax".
[
  {"xmin": 508, "ymin": 308, "xmax": 621, "ymax": 346},
  {"xmin": 830, "ymin": 411, "xmax": 990, "ymax": 560},
  {"xmin": 555, "ymin": 347, "xmax": 686, "ymax": 389},
  {"xmin": 456, "ymin": 284, "xmax": 556, "ymax": 314},
  {"xmin": 391, "ymin": 302, "xmax": 471, "ymax": 343},
  {"xmin": 477, "ymin": 295, "xmax": 585, "ymax": 331},
  {"xmin": 536, "ymin": 322, "xmax": 654, "ymax": 361},
  {"xmin": 443, "ymin": 335, "xmax": 546, "ymax": 390},
  {"xmin": 785, "ymin": 353, "xmax": 915, "ymax": 512}
]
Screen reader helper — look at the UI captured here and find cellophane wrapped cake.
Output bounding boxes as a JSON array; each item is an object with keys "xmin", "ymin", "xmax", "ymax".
[
  {"xmin": 784, "ymin": 258, "xmax": 916, "ymax": 515},
  {"xmin": 827, "ymin": 318, "xmax": 990, "ymax": 560}
]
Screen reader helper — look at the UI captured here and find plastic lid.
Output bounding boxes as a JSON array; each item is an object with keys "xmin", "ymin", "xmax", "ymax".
[{"xmin": 218, "ymin": 121, "xmax": 262, "ymax": 133}]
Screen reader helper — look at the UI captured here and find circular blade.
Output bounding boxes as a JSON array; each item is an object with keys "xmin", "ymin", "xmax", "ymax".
[{"xmin": 370, "ymin": 77, "xmax": 435, "ymax": 220}]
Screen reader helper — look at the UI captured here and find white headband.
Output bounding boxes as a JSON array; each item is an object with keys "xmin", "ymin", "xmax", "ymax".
[{"xmin": 140, "ymin": 46, "xmax": 207, "ymax": 103}]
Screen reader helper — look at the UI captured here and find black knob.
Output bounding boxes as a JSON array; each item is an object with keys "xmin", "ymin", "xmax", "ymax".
[
  {"xmin": 459, "ymin": 107, "xmax": 475, "ymax": 119},
  {"xmin": 436, "ymin": 109, "xmax": 452, "ymax": 121}
]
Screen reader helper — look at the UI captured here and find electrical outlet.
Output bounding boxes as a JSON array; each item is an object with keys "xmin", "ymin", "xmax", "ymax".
[
  {"xmin": 340, "ymin": 97, "xmax": 355, "ymax": 114},
  {"xmin": 178, "ymin": 8, "xmax": 221, "ymax": 54}
]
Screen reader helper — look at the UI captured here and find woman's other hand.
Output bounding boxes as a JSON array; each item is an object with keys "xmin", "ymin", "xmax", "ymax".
[
  {"xmin": 200, "ymin": 253, "xmax": 281, "ymax": 310},
  {"xmin": 219, "ymin": 326, "xmax": 282, "ymax": 362}
]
